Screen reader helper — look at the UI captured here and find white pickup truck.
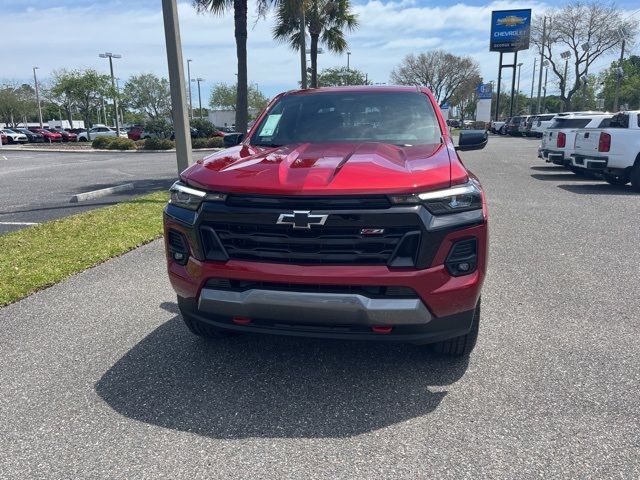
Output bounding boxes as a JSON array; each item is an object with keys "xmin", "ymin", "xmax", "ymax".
[
  {"xmin": 571, "ymin": 111, "xmax": 640, "ymax": 190},
  {"xmin": 539, "ymin": 113, "xmax": 612, "ymax": 168}
]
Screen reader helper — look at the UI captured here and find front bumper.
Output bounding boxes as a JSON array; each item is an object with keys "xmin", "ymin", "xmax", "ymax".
[{"xmin": 164, "ymin": 198, "xmax": 487, "ymax": 342}]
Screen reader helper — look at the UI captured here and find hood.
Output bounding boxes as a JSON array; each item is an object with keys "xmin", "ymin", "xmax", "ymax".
[{"xmin": 183, "ymin": 142, "xmax": 456, "ymax": 195}]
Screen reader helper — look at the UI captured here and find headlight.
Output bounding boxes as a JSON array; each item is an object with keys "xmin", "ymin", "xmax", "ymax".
[
  {"xmin": 389, "ymin": 180, "xmax": 482, "ymax": 215},
  {"xmin": 169, "ymin": 181, "xmax": 225, "ymax": 210}
]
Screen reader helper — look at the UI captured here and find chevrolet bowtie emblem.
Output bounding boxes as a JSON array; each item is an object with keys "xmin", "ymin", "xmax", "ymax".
[{"xmin": 276, "ymin": 211, "xmax": 329, "ymax": 229}]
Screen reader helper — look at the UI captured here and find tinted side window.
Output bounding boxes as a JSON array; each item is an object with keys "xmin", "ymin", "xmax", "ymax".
[
  {"xmin": 609, "ymin": 114, "xmax": 629, "ymax": 128},
  {"xmin": 597, "ymin": 118, "xmax": 612, "ymax": 128},
  {"xmin": 549, "ymin": 118, "xmax": 590, "ymax": 129}
]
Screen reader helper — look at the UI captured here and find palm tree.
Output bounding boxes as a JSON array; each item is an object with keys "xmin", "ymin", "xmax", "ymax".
[
  {"xmin": 274, "ymin": 0, "xmax": 358, "ymax": 88},
  {"xmin": 194, "ymin": 0, "xmax": 259, "ymax": 132}
]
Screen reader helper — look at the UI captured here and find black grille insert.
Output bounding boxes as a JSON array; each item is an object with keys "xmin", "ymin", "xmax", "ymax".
[
  {"xmin": 226, "ymin": 194, "xmax": 391, "ymax": 209},
  {"xmin": 201, "ymin": 222, "xmax": 419, "ymax": 265}
]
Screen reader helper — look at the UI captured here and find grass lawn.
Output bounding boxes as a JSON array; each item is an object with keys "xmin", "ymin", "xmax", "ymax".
[{"xmin": 0, "ymin": 191, "xmax": 168, "ymax": 307}]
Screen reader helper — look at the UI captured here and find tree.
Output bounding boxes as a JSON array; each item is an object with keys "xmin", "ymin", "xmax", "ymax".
[
  {"xmin": 390, "ymin": 51, "xmax": 481, "ymax": 105},
  {"xmin": 273, "ymin": 0, "xmax": 358, "ymax": 88},
  {"xmin": 122, "ymin": 74, "xmax": 171, "ymax": 119},
  {"xmin": 311, "ymin": 66, "xmax": 370, "ymax": 87},
  {"xmin": 49, "ymin": 69, "xmax": 112, "ymax": 128},
  {"xmin": 209, "ymin": 83, "xmax": 270, "ymax": 116},
  {"xmin": 531, "ymin": 1, "xmax": 638, "ymax": 111},
  {"xmin": 599, "ymin": 55, "xmax": 640, "ymax": 111},
  {"xmin": 0, "ymin": 84, "xmax": 37, "ymax": 127},
  {"xmin": 450, "ymin": 76, "xmax": 482, "ymax": 121},
  {"xmin": 194, "ymin": 0, "xmax": 270, "ymax": 133},
  {"xmin": 190, "ymin": 118, "xmax": 218, "ymax": 136},
  {"xmin": 144, "ymin": 118, "xmax": 173, "ymax": 138}
]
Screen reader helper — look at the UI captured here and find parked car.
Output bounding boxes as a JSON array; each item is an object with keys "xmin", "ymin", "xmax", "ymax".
[
  {"xmin": 0, "ymin": 128, "xmax": 28, "ymax": 144},
  {"xmin": 77, "ymin": 126, "xmax": 128, "ymax": 141},
  {"xmin": 163, "ymin": 86, "xmax": 489, "ymax": 357},
  {"xmin": 490, "ymin": 119, "xmax": 508, "ymax": 134},
  {"xmin": 529, "ymin": 114, "xmax": 556, "ymax": 138},
  {"xmin": 126, "ymin": 125, "xmax": 144, "ymax": 141},
  {"xmin": 447, "ymin": 119, "xmax": 461, "ymax": 128},
  {"xmin": 29, "ymin": 128, "xmax": 62, "ymax": 142},
  {"xmin": 48, "ymin": 128, "xmax": 78, "ymax": 142},
  {"xmin": 518, "ymin": 116, "xmax": 532, "ymax": 136},
  {"xmin": 13, "ymin": 128, "xmax": 45, "ymax": 143},
  {"xmin": 68, "ymin": 128, "xmax": 87, "ymax": 135},
  {"xmin": 571, "ymin": 110, "xmax": 640, "ymax": 190},
  {"xmin": 506, "ymin": 116, "xmax": 525, "ymax": 135},
  {"xmin": 539, "ymin": 113, "xmax": 612, "ymax": 167}
]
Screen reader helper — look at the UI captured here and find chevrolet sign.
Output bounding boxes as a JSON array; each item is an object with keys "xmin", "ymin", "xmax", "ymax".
[{"xmin": 490, "ymin": 9, "xmax": 531, "ymax": 53}]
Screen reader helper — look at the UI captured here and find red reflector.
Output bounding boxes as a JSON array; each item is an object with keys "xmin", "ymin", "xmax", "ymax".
[
  {"xmin": 372, "ymin": 326, "xmax": 393, "ymax": 334},
  {"xmin": 557, "ymin": 132, "xmax": 566, "ymax": 148},
  {"xmin": 598, "ymin": 132, "xmax": 611, "ymax": 152},
  {"xmin": 232, "ymin": 316, "xmax": 252, "ymax": 325}
]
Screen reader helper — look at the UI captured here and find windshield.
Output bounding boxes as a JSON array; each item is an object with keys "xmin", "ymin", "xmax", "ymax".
[{"xmin": 250, "ymin": 91, "xmax": 442, "ymax": 147}]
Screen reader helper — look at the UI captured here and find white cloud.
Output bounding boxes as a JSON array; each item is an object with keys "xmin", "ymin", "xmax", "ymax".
[{"xmin": 0, "ymin": 0, "xmax": 632, "ymax": 99}]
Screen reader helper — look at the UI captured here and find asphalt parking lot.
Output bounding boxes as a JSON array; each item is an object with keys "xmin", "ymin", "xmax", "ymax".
[
  {"xmin": 1, "ymin": 136, "xmax": 639, "ymax": 478},
  {"xmin": 0, "ymin": 150, "xmax": 209, "ymax": 235}
]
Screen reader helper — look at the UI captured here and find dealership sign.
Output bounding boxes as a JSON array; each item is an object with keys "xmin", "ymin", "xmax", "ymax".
[
  {"xmin": 490, "ymin": 9, "xmax": 531, "ymax": 52},
  {"xmin": 476, "ymin": 83, "xmax": 493, "ymax": 100}
]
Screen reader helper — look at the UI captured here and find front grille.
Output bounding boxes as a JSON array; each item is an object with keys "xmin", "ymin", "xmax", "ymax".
[{"xmin": 202, "ymin": 222, "xmax": 418, "ymax": 265}]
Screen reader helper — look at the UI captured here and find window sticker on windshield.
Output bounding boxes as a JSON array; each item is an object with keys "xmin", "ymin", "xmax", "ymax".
[{"xmin": 259, "ymin": 114, "xmax": 282, "ymax": 136}]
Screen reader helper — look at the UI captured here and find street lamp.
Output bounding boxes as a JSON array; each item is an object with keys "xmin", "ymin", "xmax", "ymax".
[
  {"xmin": 580, "ymin": 42, "xmax": 591, "ymax": 110},
  {"xmin": 515, "ymin": 62, "xmax": 523, "ymax": 113},
  {"xmin": 192, "ymin": 77, "xmax": 205, "ymax": 119},
  {"xmin": 613, "ymin": 28, "xmax": 627, "ymax": 112},
  {"xmin": 187, "ymin": 59, "xmax": 193, "ymax": 119},
  {"xmin": 347, "ymin": 51, "xmax": 351, "ymax": 71},
  {"xmin": 541, "ymin": 60, "xmax": 549, "ymax": 113},
  {"xmin": 560, "ymin": 51, "xmax": 571, "ymax": 112},
  {"xmin": 33, "ymin": 67, "xmax": 43, "ymax": 128},
  {"xmin": 98, "ymin": 52, "xmax": 122, "ymax": 136}
]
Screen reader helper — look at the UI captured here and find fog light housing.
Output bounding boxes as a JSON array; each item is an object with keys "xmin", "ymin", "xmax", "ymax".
[
  {"xmin": 167, "ymin": 229, "xmax": 189, "ymax": 266},
  {"xmin": 445, "ymin": 238, "xmax": 477, "ymax": 277}
]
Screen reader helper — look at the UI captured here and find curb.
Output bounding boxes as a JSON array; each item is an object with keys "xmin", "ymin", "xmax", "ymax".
[
  {"xmin": 0, "ymin": 147, "xmax": 222, "ymax": 154},
  {"xmin": 70, "ymin": 183, "xmax": 135, "ymax": 203}
]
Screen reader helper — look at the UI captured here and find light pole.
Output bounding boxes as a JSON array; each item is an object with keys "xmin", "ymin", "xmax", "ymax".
[
  {"xmin": 613, "ymin": 28, "xmax": 627, "ymax": 112},
  {"xmin": 560, "ymin": 51, "xmax": 571, "ymax": 112},
  {"xmin": 515, "ymin": 62, "xmax": 523, "ymax": 113},
  {"xmin": 99, "ymin": 52, "xmax": 122, "ymax": 136},
  {"xmin": 33, "ymin": 67, "xmax": 43, "ymax": 128},
  {"xmin": 541, "ymin": 61, "xmax": 549, "ymax": 113},
  {"xmin": 192, "ymin": 78, "xmax": 204, "ymax": 119},
  {"xmin": 187, "ymin": 59, "xmax": 193, "ymax": 119},
  {"xmin": 536, "ymin": 16, "xmax": 547, "ymax": 114},
  {"xmin": 580, "ymin": 42, "xmax": 591, "ymax": 110},
  {"xmin": 347, "ymin": 51, "xmax": 351, "ymax": 71},
  {"xmin": 529, "ymin": 58, "xmax": 537, "ymax": 114}
]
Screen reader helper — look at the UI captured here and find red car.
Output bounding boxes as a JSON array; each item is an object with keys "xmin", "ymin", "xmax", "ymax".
[
  {"xmin": 0, "ymin": 132, "xmax": 7, "ymax": 144},
  {"xmin": 163, "ymin": 86, "xmax": 488, "ymax": 357},
  {"xmin": 127, "ymin": 126, "xmax": 144, "ymax": 141},
  {"xmin": 49, "ymin": 128, "xmax": 78, "ymax": 142},
  {"xmin": 30, "ymin": 128, "xmax": 62, "ymax": 142}
]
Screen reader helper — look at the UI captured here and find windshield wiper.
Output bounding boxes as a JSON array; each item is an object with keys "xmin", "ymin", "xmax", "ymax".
[{"xmin": 253, "ymin": 142, "xmax": 282, "ymax": 148}]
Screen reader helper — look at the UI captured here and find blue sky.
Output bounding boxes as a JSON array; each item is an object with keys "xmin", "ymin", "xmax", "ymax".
[{"xmin": 1, "ymin": 0, "xmax": 638, "ymax": 102}]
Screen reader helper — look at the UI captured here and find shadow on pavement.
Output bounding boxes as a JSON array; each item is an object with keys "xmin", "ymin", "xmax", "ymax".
[
  {"xmin": 529, "ymin": 165, "xmax": 565, "ymax": 172},
  {"xmin": 530, "ymin": 173, "xmax": 598, "ymax": 182},
  {"xmin": 96, "ymin": 308, "xmax": 469, "ymax": 439},
  {"xmin": 558, "ymin": 183, "xmax": 639, "ymax": 196}
]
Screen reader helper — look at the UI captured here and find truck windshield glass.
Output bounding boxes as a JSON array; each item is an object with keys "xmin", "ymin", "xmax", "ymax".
[
  {"xmin": 548, "ymin": 118, "xmax": 591, "ymax": 129},
  {"xmin": 251, "ymin": 91, "xmax": 442, "ymax": 147}
]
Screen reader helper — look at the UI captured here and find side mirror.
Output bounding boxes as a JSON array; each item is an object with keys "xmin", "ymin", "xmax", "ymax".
[
  {"xmin": 223, "ymin": 132, "xmax": 244, "ymax": 148},
  {"xmin": 456, "ymin": 129, "xmax": 488, "ymax": 151}
]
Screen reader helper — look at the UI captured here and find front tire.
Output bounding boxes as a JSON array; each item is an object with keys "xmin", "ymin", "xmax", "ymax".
[{"xmin": 430, "ymin": 300, "xmax": 481, "ymax": 357}]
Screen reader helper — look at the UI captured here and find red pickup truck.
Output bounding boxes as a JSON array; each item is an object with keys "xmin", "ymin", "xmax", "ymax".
[{"xmin": 163, "ymin": 86, "xmax": 488, "ymax": 357}]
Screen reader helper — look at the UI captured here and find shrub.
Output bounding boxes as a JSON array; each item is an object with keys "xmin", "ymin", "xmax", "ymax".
[
  {"xmin": 92, "ymin": 136, "xmax": 115, "ymax": 149},
  {"xmin": 190, "ymin": 118, "xmax": 217, "ymax": 138},
  {"xmin": 143, "ymin": 138, "xmax": 175, "ymax": 150},
  {"xmin": 144, "ymin": 118, "xmax": 172, "ymax": 139},
  {"xmin": 192, "ymin": 137, "xmax": 224, "ymax": 149},
  {"xmin": 107, "ymin": 138, "xmax": 137, "ymax": 150}
]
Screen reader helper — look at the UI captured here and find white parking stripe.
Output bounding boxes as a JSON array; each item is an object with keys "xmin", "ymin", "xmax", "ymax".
[{"xmin": 0, "ymin": 222, "xmax": 40, "ymax": 226}]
